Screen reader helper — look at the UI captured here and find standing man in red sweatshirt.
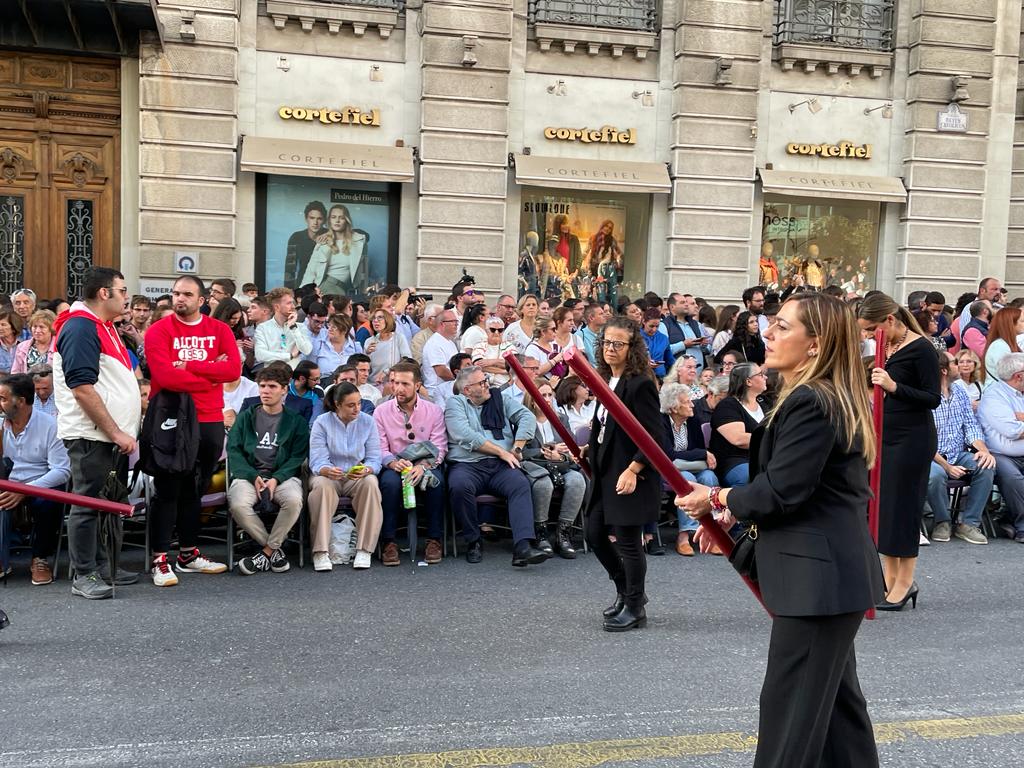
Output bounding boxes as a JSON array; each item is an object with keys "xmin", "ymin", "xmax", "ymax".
[{"xmin": 144, "ymin": 276, "xmax": 241, "ymax": 586}]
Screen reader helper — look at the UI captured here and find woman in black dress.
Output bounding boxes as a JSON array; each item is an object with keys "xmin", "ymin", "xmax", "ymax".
[
  {"xmin": 858, "ymin": 292, "xmax": 941, "ymax": 610},
  {"xmin": 583, "ymin": 316, "xmax": 664, "ymax": 631}
]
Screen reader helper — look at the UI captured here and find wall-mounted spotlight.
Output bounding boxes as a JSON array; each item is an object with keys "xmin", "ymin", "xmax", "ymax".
[
  {"xmin": 547, "ymin": 79, "xmax": 567, "ymax": 96},
  {"xmin": 276, "ymin": 56, "xmax": 290, "ymax": 72},
  {"xmin": 714, "ymin": 56, "xmax": 733, "ymax": 86},
  {"xmin": 863, "ymin": 102, "xmax": 893, "ymax": 119},
  {"xmin": 461, "ymin": 35, "xmax": 478, "ymax": 68},
  {"xmin": 631, "ymin": 89, "xmax": 654, "ymax": 107},
  {"xmin": 788, "ymin": 97, "xmax": 822, "ymax": 114},
  {"xmin": 370, "ymin": 64, "xmax": 383, "ymax": 82}
]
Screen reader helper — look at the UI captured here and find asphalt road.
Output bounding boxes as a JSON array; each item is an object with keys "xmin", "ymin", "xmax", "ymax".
[{"xmin": 1, "ymin": 531, "xmax": 1023, "ymax": 768}]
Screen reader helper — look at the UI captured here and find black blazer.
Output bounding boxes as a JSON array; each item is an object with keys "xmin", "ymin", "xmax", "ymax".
[
  {"xmin": 659, "ymin": 413, "xmax": 709, "ymax": 463},
  {"xmin": 726, "ymin": 385, "xmax": 884, "ymax": 617},
  {"xmin": 587, "ymin": 374, "xmax": 664, "ymax": 526}
]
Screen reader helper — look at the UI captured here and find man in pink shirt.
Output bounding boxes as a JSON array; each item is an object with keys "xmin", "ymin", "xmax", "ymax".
[
  {"xmin": 373, "ymin": 361, "xmax": 447, "ymax": 566},
  {"xmin": 961, "ymin": 300, "xmax": 992, "ymax": 358}
]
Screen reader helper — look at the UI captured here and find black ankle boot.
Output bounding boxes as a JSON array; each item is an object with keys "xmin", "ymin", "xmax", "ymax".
[
  {"xmin": 603, "ymin": 594, "xmax": 625, "ymax": 618},
  {"xmin": 604, "ymin": 604, "xmax": 647, "ymax": 632},
  {"xmin": 535, "ymin": 524, "xmax": 554, "ymax": 556},
  {"xmin": 556, "ymin": 522, "xmax": 577, "ymax": 559}
]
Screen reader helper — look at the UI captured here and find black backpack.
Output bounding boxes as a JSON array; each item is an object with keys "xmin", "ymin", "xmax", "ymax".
[{"xmin": 137, "ymin": 390, "xmax": 200, "ymax": 475}]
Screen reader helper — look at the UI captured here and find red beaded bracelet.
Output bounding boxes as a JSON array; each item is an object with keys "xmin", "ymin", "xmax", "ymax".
[{"xmin": 708, "ymin": 485, "xmax": 727, "ymax": 513}]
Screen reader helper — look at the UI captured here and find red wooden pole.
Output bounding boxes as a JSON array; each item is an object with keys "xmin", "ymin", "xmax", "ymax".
[
  {"xmin": 865, "ymin": 327, "xmax": 887, "ymax": 620},
  {"xmin": 0, "ymin": 479, "xmax": 138, "ymax": 518},
  {"xmin": 503, "ymin": 351, "xmax": 591, "ymax": 477},
  {"xmin": 563, "ymin": 347, "xmax": 768, "ymax": 613}
]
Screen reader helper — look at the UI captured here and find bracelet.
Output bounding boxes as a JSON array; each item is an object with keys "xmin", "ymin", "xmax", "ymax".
[{"xmin": 708, "ymin": 486, "xmax": 727, "ymax": 513}]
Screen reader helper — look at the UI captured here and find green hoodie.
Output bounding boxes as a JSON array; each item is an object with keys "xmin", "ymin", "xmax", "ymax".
[{"xmin": 227, "ymin": 405, "xmax": 310, "ymax": 484}]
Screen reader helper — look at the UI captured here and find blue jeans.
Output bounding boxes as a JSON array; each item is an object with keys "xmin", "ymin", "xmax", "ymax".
[
  {"xmin": 721, "ymin": 463, "xmax": 750, "ymax": 488},
  {"xmin": 379, "ymin": 467, "xmax": 445, "ymax": 542},
  {"xmin": 926, "ymin": 452, "xmax": 993, "ymax": 528},
  {"xmin": 676, "ymin": 469, "xmax": 719, "ymax": 531}
]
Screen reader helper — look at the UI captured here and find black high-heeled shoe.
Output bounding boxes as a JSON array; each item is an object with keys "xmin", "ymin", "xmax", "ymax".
[{"xmin": 876, "ymin": 582, "xmax": 919, "ymax": 611}]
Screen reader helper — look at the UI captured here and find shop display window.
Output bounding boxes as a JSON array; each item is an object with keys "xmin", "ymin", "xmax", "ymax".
[
  {"xmin": 760, "ymin": 197, "xmax": 880, "ymax": 295},
  {"xmin": 518, "ymin": 187, "xmax": 650, "ymax": 309}
]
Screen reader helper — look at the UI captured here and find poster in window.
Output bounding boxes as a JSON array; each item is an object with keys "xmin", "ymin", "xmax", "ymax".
[
  {"xmin": 263, "ymin": 175, "xmax": 395, "ymax": 298},
  {"xmin": 518, "ymin": 196, "xmax": 631, "ymax": 307}
]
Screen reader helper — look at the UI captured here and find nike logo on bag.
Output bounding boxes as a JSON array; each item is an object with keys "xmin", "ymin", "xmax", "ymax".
[{"xmin": 160, "ymin": 419, "xmax": 178, "ymax": 430}]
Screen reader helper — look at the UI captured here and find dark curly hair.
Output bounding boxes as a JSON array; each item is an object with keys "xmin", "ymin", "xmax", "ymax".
[{"xmin": 596, "ymin": 316, "xmax": 655, "ymax": 382}]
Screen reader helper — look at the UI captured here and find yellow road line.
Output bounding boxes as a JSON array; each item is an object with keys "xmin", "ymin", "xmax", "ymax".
[{"xmin": 255, "ymin": 712, "xmax": 1024, "ymax": 768}]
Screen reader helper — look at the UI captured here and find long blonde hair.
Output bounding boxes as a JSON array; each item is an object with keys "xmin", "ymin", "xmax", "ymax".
[
  {"xmin": 770, "ymin": 293, "xmax": 876, "ymax": 466},
  {"xmin": 326, "ymin": 204, "xmax": 354, "ymax": 255}
]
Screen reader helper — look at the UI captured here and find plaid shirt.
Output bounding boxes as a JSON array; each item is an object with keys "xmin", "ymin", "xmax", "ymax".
[{"xmin": 933, "ymin": 384, "xmax": 983, "ymax": 459}]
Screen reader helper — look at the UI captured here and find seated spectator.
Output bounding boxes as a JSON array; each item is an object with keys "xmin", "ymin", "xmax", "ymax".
[
  {"xmin": 11, "ymin": 288, "xmax": 36, "ymax": 341},
  {"xmin": 459, "ymin": 303, "xmax": 490, "ymax": 354},
  {"xmin": 522, "ymin": 379, "xmax": 586, "ymax": 558},
  {"xmin": 138, "ymin": 378, "xmax": 151, "ymax": 417},
  {"xmin": 421, "ymin": 309, "xmax": 460, "ymax": 402},
  {"xmin": 328, "ymin": 364, "xmax": 375, "ymax": 414},
  {"xmin": 0, "ymin": 374, "xmax": 71, "ymax": 586},
  {"xmin": 471, "ymin": 315, "xmax": 515, "ymax": 387},
  {"xmin": 223, "ymin": 374, "xmax": 259, "ymax": 429},
  {"xmin": 347, "ymin": 352, "xmax": 383, "ymax": 404},
  {"xmin": 525, "ymin": 316, "xmax": 569, "ymax": 383},
  {"xmin": 300, "ymin": 301, "xmax": 329, "ymax": 361},
  {"xmin": 503, "ymin": 354, "xmax": 541, "ymax": 403},
  {"xmin": 954, "ymin": 349, "xmax": 984, "ymax": 408},
  {"xmin": 639, "ymin": 309, "xmax": 673, "ymax": 378},
  {"xmin": 411, "ymin": 303, "xmax": 442, "ymax": 363},
  {"xmin": 254, "ymin": 287, "xmax": 311, "ymax": 368},
  {"xmin": 718, "ymin": 349, "xmax": 742, "ymax": 378},
  {"xmin": 308, "ymin": 382, "xmax": 384, "ymax": 571},
  {"xmin": 226, "ymin": 367, "xmax": 309, "ymax": 575},
  {"xmin": 982, "ymin": 305, "xmax": 1022, "ymax": 384},
  {"xmin": 0, "ymin": 310, "xmax": 22, "ymax": 373},
  {"xmin": 977, "ymin": 353, "xmax": 1024, "ymax": 543},
  {"xmin": 709, "ymin": 362, "xmax": 767, "ymax": 486},
  {"xmin": 431, "ymin": 353, "xmax": 472, "ymax": 406},
  {"xmin": 573, "ymin": 303, "xmax": 607, "ymax": 366},
  {"xmin": 444, "ymin": 365, "xmax": 550, "ymax": 567},
  {"xmin": 239, "ymin": 356, "xmax": 313, "ymax": 424},
  {"xmin": 699, "ymin": 366, "xmax": 715, "ymax": 394},
  {"xmin": 960, "ymin": 300, "xmax": 991, "ymax": 358},
  {"xmin": 11, "ymin": 310, "xmax": 55, "ymax": 374},
  {"xmin": 289, "ymin": 360, "xmax": 324, "ymax": 424},
  {"xmin": 715, "ymin": 311, "xmax": 765, "ymax": 365},
  {"xmin": 365, "ymin": 308, "xmax": 411, "ymax": 385},
  {"xmin": 555, "ymin": 375, "xmax": 595, "ymax": 435},
  {"xmin": 30, "ymin": 365, "xmax": 56, "ymax": 418},
  {"xmin": 659, "ymin": 382, "xmax": 719, "ymax": 556},
  {"xmin": 693, "ymin": 374, "xmax": 729, "ymax": 426},
  {"xmin": 242, "ymin": 283, "xmax": 259, "ymax": 300},
  {"xmin": 317, "ymin": 314, "xmax": 362, "ymax": 380},
  {"xmin": 927, "ymin": 351, "xmax": 994, "ymax": 545},
  {"xmin": 665, "ymin": 354, "xmax": 705, "ymax": 400},
  {"xmin": 373, "ymin": 362, "xmax": 447, "ymax": 566}
]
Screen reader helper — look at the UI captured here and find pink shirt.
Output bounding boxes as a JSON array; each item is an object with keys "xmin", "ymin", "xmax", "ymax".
[{"xmin": 373, "ymin": 396, "xmax": 448, "ymax": 467}]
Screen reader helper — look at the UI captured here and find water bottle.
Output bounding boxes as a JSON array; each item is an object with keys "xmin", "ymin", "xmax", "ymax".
[{"xmin": 401, "ymin": 467, "xmax": 416, "ymax": 508}]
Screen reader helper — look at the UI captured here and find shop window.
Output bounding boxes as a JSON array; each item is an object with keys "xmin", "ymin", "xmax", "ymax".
[
  {"xmin": 760, "ymin": 197, "xmax": 879, "ymax": 295},
  {"xmin": 518, "ymin": 188, "xmax": 650, "ymax": 309},
  {"xmin": 256, "ymin": 175, "xmax": 399, "ymax": 299}
]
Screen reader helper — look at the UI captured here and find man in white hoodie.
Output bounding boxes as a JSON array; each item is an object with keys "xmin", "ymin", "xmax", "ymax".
[{"xmin": 977, "ymin": 352, "xmax": 1024, "ymax": 543}]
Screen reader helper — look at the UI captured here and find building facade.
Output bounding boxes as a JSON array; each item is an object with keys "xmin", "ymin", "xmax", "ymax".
[{"xmin": 1, "ymin": 0, "xmax": 1021, "ymax": 303}]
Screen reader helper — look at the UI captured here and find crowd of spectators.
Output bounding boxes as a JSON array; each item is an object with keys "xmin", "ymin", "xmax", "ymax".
[{"xmin": 1, "ymin": 271, "xmax": 1021, "ymax": 601}]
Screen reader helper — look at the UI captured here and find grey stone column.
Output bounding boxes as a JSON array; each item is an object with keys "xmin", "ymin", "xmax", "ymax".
[
  {"xmin": 138, "ymin": 0, "xmax": 240, "ymax": 280},
  {"xmin": 667, "ymin": 0, "xmax": 762, "ymax": 301},
  {"xmin": 898, "ymin": 0, "xmax": 1012, "ymax": 297},
  {"xmin": 417, "ymin": 0, "xmax": 514, "ymax": 296}
]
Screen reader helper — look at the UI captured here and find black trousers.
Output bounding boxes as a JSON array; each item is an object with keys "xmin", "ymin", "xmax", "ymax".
[
  {"xmin": 151, "ymin": 421, "xmax": 225, "ymax": 554},
  {"xmin": 755, "ymin": 612, "xmax": 878, "ymax": 768},
  {"xmin": 584, "ymin": 495, "xmax": 646, "ymax": 609}
]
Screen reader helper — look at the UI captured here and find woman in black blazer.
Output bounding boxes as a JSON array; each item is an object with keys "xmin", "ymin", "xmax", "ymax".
[
  {"xmin": 677, "ymin": 293, "xmax": 884, "ymax": 768},
  {"xmin": 583, "ymin": 316, "xmax": 664, "ymax": 631}
]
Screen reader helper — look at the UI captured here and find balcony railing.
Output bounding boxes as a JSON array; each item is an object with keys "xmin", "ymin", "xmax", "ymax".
[
  {"xmin": 529, "ymin": 0, "xmax": 658, "ymax": 33},
  {"xmin": 774, "ymin": 0, "xmax": 894, "ymax": 51}
]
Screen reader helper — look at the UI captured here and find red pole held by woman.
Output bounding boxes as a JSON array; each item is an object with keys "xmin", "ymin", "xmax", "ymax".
[
  {"xmin": 0, "ymin": 479, "xmax": 137, "ymax": 518},
  {"xmin": 865, "ymin": 327, "xmax": 887, "ymax": 621},
  {"xmin": 563, "ymin": 347, "xmax": 768, "ymax": 612},
  {"xmin": 503, "ymin": 351, "xmax": 591, "ymax": 477}
]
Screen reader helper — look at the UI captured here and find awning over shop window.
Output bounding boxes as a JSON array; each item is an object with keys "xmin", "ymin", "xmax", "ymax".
[
  {"xmin": 759, "ymin": 168, "xmax": 907, "ymax": 203},
  {"xmin": 240, "ymin": 136, "xmax": 415, "ymax": 183},
  {"xmin": 513, "ymin": 153, "xmax": 671, "ymax": 194}
]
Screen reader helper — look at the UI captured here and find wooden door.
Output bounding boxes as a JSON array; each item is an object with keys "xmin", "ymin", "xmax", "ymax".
[{"xmin": 0, "ymin": 53, "xmax": 120, "ymax": 302}]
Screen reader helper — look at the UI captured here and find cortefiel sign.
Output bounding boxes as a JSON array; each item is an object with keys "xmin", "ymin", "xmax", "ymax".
[
  {"xmin": 544, "ymin": 126, "xmax": 637, "ymax": 144},
  {"xmin": 785, "ymin": 141, "xmax": 872, "ymax": 159},
  {"xmin": 278, "ymin": 106, "xmax": 381, "ymax": 126}
]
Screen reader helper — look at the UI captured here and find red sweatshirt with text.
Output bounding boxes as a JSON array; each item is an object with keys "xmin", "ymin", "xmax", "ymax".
[{"xmin": 145, "ymin": 314, "xmax": 242, "ymax": 423}]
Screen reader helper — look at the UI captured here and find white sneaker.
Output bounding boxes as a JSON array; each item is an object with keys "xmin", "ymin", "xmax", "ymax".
[
  {"xmin": 175, "ymin": 551, "xmax": 228, "ymax": 574},
  {"xmin": 313, "ymin": 551, "xmax": 333, "ymax": 572},
  {"xmin": 151, "ymin": 557, "xmax": 179, "ymax": 587},
  {"xmin": 919, "ymin": 531, "xmax": 930, "ymax": 547},
  {"xmin": 353, "ymin": 550, "xmax": 372, "ymax": 569}
]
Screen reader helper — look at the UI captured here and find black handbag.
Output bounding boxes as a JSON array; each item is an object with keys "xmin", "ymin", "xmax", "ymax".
[{"xmin": 728, "ymin": 524, "xmax": 758, "ymax": 582}]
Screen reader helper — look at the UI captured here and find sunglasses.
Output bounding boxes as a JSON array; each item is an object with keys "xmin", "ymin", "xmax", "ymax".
[
  {"xmin": 404, "ymin": 418, "xmax": 415, "ymax": 441},
  {"xmin": 488, "ymin": 326, "xmax": 505, "ymax": 333}
]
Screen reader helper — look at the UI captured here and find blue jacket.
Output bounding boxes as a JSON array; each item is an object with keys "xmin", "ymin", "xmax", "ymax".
[{"xmin": 640, "ymin": 329, "xmax": 673, "ymax": 378}]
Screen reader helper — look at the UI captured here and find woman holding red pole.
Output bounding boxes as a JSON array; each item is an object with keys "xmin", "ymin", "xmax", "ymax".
[
  {"xmin": 676, "ymin": 293, "xmax": 884, "ymax": 768},
  {"xmin": 582, "ymin": 316, "xmax": 664, "ymax": 631}
]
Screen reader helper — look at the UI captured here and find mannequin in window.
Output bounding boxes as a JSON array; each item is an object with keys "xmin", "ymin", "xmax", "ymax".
[
  {"xmin": 758, "ymin": 241, "xmax": 780, "ymax": 287},
  {"xmin": 519, "ymin": 231, "xmax": 541, "ymax": 297},
  {"xmin": 799, "ymin": 243, "xmax": 826, "ymax": 290}
]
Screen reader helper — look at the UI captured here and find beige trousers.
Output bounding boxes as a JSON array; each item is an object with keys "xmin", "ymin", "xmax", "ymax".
[
  {"xmin": 308, "ymin": 475, "xmax": 383, "ymax": 553},
  {"xmin": 227, "ymin": 477, "xmax": 304, "ymax": 551}
]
